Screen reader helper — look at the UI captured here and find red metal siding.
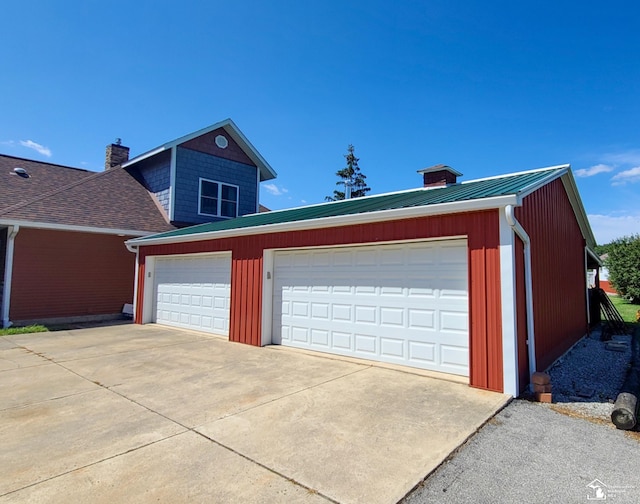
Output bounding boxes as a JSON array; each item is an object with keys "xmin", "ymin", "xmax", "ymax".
[
  {"xmin": 515, "ymin": 178, "xmax": 587, "ymax": 371},
  {"xmin": 137, "ymin": 210, "xmax": 504, "ymax": 392},
  {"xmin": 11, "ymin": 228, "xmax": 135, "ymax": 321}
]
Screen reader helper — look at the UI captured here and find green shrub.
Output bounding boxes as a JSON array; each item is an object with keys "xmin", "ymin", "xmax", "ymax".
[{"xmin": 606, "ymin": 234, "xmax": 640, "ymax": 302}]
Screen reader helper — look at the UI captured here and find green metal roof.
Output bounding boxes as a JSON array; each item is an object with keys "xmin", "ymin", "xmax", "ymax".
[{"xmin": 133, "ymin": 167, "xmax": 565, "ymax": 242}]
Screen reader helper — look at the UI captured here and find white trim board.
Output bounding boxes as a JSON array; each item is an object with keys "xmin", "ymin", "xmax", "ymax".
[
  {"xmin": 123, "ymin": 118, "xmax": 277, "ymax": 182},
  {"xmin": 0, "ymin": 219, "xmax": 154, "ymax": 237},
  {"xmin": 498, "ymin": 210, "xmax": 519, "ymax": 397}
]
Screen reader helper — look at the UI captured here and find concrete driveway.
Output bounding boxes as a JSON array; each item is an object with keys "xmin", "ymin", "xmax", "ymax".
[{"xmin": 0, "ymin": 324, "xmax": 507, "ymax": 503}]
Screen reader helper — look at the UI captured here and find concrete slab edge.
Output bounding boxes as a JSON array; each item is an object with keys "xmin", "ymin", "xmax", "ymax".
[{"xmin": 398, "ymin": 395, "xmax": 514, "ymax": 503}]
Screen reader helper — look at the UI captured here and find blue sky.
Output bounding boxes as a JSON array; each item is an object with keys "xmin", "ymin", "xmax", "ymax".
[{"xmin": 1, "ymin": 1, "xmax": 639, "ymax": 244}]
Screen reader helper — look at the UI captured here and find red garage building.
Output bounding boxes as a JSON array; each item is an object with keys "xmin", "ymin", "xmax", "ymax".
[{"xmin": 127, "ymin": 164, "xmax": 600, "ymax": 396}]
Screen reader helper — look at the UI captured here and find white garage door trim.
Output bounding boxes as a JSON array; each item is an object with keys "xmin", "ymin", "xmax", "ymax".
[
  {"xmin": 151, "ymin": 252, "xmax": 231, "ymax": 336},
  {"xmin": 268, "ymin": 239, "xmax": 469, "ymax": 376}
]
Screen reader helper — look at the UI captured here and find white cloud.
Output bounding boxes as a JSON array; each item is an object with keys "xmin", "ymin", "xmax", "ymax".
[
  {"xmin": 19, "ymin": 140, "xmax": 52, "ymax": 157},
  {"xmin": 611, "ymin": 166, "xmax": 640, "ymax": 185},
  {"xmin": 588, "ymin": 213, "xmax": 640, "ymax": 244},
  {"xmin": 575, "ymin": 164, "xmax": 614, "ymax": 177},
  {"xmin": 1, "ymin": 140, "xmax": 16, "ymax": 147},
  {"xmin": 263, "ymin": 183, "xmax": 288, "ymax": 196},
  {"xmin": 601, "ymin": 150, "xmax": 640, "ymax": 166}
]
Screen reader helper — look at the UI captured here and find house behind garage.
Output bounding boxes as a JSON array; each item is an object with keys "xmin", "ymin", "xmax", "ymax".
[
  {"xmin": 126, "ymin": 164, "xmax": 601, "ymax": 396},
  {"xmin": 0, "ymin": 119, "xmax": 276, "ymax": 328}
]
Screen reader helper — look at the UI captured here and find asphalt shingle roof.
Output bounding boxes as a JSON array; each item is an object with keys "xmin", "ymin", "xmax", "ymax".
[
  {"xmin": 0, "ymin": 154, "xmax": 175, "ymax": 233},
  {"xmin": 0, "ymin": 155, "xmax": 93, "ymax": 211},
  {"xmin": 134, "ymin": 167, "xmax": 564, "ymax": 242}
]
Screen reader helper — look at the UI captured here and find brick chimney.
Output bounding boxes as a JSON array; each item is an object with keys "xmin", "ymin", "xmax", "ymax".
[
  {"xmin": 417, "ymin": 164, "xmax": 462, "ymax": 188},
  {"xmin": 105, "ymin": 139, "xmax": 130, "ymax": 170}
]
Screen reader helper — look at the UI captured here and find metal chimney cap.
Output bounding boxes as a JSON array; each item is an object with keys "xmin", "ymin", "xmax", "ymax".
[{"xmin": 417, "ymin": 164, "xmax": 462, "ymax": 176}]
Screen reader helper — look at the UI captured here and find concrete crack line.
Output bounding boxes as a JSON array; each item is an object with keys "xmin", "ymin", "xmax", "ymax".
[
  {"xmin": 193, "ymin": 429, "xmax": 339, "ymax": 504},
  {"xmin": 0, "ymin": 432, "xmax": 186, "ymax": 499},
  {"xmin": 0, "ymin": 388, "xmax": 99, "ymax": 413},
  {"xmin": 11, "ymin": 338, "xmax": 213, "ymax": 366},
  {"xmin": 208, "ymin": 365, "xmax": 373, "ymax": 423},
  {"xmin": 8, "ymin": 346, "xmax": 356, "ymax": 503},
  {"xmin": 12, "ymin": 360, "xmax": 338, "ymax": 504}
]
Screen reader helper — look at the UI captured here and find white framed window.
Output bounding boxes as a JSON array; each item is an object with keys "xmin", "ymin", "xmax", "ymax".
[{"xmin": 199, "ymin": 178, "xmax": 239, "ymax": 218}]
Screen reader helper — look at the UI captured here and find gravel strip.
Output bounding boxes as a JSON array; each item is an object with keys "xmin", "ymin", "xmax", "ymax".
[
  {"xmin": 403, "ymin": 325, "xmax": 640, "ymax": 504},
  {"xmin": 542, "ymin": 327, "xmax": 633, "ymax": 419}
]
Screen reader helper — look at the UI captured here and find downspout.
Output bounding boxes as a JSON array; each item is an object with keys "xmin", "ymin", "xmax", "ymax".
[
  {"xmin": 125, "ymin": 242, "xmax": 139, "ymax": 323},
  {"xmin": 505, "ymin": 206, "xmax": 537, "ymax": 383},
  {"xmin": 2, "ymin": 225, "xmax": 20, "ymax": 329}
]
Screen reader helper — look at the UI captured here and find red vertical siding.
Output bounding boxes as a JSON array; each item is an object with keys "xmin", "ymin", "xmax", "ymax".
[
  {"xmin": 11, "ymin": 228, "xmax": 135, "ymax": 321},
  {"xmin": 137, "ymin": 210, "xmax": 504, "ymax": 392},
  {"xmin": 515, "ymin": 178, "xmax": 587, "ymax": 371},
  {"xmin": 467, "ymin": 212, "xmax": 503, "ymax": 392},
  {"xmin": 230, "ymin": 239, "xmax": 264, "ymax": 346}
]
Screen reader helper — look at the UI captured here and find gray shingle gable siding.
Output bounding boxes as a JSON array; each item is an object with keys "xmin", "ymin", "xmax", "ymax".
[
  {"xmin": 173, "ymin": 146, "xmax": 258, "ymax": 224},
  {"xmin": 134, "ymin": 151, "xmax": 171, "ymax": 215}
]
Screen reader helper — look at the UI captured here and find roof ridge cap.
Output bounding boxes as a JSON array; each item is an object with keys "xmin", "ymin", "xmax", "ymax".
[
  {"xmin": 462, "ymin": 164, "xmax": 570, "ymax": 185},
  {"xmin": 258, "ymin": 186, "xmax": 433, "ymax": 216},
  {"xmin": 0, "ymin": 153, "xmax": 92, "ymax": 172}
]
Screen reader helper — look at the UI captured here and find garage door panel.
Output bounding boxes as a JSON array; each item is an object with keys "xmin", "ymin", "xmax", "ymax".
[
  {"xmin": 311, "ymin": 329, "xmax": 329, "ymax": 346},
  {"xmin": 355, "ymin": 305, "xmax": 376, "ymax": 324},
  {"xmin": 355, "ymin": 333, "xmax": 376, "ymax": 354},
  {"xmin": 332, "ymin": 331, "xmax": 352, "ymax": 350},
  {"xmin": 311, "ymin": 302, "xmax": 330, "ymax": 319},
  {"xmin": 408, "ymin": 341, "xmax": 436, "ymax": 363},
  {"xmin": 273, "ymin": 240, "xmax": 469, "ymax": 377},
  {"xmin": 441, "ymin": 345, "xmax": 468, "ymax": 370},
  {"xmin": 154, "ymin": 254, "xmax": 231, "ymax": 336},
  {"xmin": 381, "ymin": 337, "xmax": 405, "ymax": 359},
  {"xmin": 408, "ymin": 309, "xmax": 435, "ymax": 329}
]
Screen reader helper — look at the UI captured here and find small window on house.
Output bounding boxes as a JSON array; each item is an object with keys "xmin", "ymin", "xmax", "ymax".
[{"xmin": 199, "ymin": 179, "xmax": 239, "ymax": 218}]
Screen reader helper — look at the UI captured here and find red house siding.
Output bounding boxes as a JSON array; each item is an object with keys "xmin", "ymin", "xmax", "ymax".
[
  {"xmin": 10, "ymin": 228, "xmax": 135, "ymax": 321},
  {"xmin": 516, "ymin": 179, "xmax": 587, "ymax": 371},
  {"xmin": 600, "ymin": 280, "xmax": 617, "ymax": 295},
  {"xmin": 137, "ymin": 210, "xmax": 505, "ymax": 392}
]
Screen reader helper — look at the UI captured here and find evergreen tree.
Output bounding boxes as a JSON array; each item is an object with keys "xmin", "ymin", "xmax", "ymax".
[{"xmin": 326, "ymin": 144, "xmax": 371, "ymax": 201}]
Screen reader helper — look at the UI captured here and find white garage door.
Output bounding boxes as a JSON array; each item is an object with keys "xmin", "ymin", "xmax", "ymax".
[
  {"xmin": 272, "ymin": 240, "xmax": 469, "ymax": 376},
  {"xmin": 154, "ymin": 253, "xmax": 231, "ymax": 335}
]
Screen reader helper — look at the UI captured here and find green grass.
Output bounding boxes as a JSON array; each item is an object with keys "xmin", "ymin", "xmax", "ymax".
[
  {"xmin": 0, "ymin": 324, "xmax": 49, "ymax": 336},
  {"xmin": 608, "ymin": 295, "xmax": 640, "ymax": 324}
]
